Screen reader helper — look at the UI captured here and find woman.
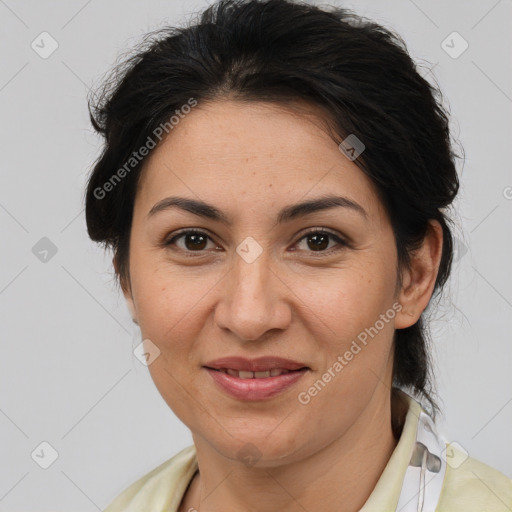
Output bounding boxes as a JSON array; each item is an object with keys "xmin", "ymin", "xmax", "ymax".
[{"xmin": 85, "ymin": 0, "xmax": 512, "ymax": 510}]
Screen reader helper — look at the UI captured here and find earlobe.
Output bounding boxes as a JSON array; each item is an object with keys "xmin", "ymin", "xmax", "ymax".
[{"xmin": 394, "ymin": 220, "xmax": 444, "ymax": 329}]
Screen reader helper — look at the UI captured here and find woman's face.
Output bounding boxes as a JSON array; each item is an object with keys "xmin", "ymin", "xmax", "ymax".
[{"xmin": 124, "ymin": 99, "xmax": 406, "ymax": 466}]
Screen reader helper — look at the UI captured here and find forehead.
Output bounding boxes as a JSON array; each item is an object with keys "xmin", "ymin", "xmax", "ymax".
[{"xmin": 135, "ymin": 99, "xmax": 384, "ymax": 222}]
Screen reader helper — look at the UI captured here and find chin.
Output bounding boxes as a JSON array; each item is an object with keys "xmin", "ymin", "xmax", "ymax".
[{"xmin": 199, "ymin": 424, "xmax": 311, "ymax": 468}]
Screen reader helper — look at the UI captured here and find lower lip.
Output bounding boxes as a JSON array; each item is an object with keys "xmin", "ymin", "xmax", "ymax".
[{"xmin": 204, "ymin": 368, "xmax": 308, "ymax": 401}]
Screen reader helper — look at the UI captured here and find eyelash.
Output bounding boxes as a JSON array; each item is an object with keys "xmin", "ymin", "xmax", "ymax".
[{"xmin": 163, "ymin": 228, "xmax": 349, "ymax": 258}]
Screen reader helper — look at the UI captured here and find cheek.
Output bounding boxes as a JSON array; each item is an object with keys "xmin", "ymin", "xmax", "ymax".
[
  {"xmin": 130, "ymin": 257, "xmax": 214, "ymax": 347},
  {"xmin": 297, "ymin": 258, "xmax": 397, "ymax": 416},
  {"xmin": 299, "ymin": 258, "xmax": 396, "ymax": 346},
  {"xmin": 130, "ymin": 266, "xmax": 212, "ymax": 424}
]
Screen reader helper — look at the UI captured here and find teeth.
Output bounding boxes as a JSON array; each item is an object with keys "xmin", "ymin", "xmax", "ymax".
[{"xmin": 219, "ymin": 368, "xmax": 292, "ymax": 378}]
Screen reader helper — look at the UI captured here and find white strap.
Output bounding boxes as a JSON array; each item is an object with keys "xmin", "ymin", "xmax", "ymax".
[{"xmin": 395, "ymin": 411, "xmax": 447, "ymax": 512}]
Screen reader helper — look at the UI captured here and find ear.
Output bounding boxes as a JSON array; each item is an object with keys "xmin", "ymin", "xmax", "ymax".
[
  {"xmin": 394, "ymin": 220, "xmax": 444, "ymax": 329},
  {"xmin": 113, "ymin": 254, "xmax": 138, "ymax": 325}
]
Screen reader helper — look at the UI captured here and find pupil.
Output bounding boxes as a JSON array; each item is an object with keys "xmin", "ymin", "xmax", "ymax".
[
  {"xmin": 186, "ymin": 234, "xmax": 207, "ymax": 250},
  {"xmin": 308, "ymin": 233, "xmax": 328, "ymax": 251}
]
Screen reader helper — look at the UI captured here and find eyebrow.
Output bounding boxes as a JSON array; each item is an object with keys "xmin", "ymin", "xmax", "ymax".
[{"xmin": 147, "ymin": 194, "xmax": 368, "ymax": 224}]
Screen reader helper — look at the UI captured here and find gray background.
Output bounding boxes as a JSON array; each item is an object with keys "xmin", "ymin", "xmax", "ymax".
[{"xmin": 0, "ymin": 0, "xmax": 511, "ymax": 509}]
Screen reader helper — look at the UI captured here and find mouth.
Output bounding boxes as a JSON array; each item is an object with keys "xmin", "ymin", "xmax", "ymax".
[
  {"xmin": 203, "ymin": 356, "xmax": 309, "ymax": 373},
  {"xmin": 202, "ymin": 356, "xmax": 310, "ymax": 400},
  {"xmin": 206, "ymin": 368, "xmax": 306, "ymax": 379}
]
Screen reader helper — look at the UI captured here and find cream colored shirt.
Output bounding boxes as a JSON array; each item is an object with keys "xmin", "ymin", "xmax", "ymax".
[{"xmin": 104, "ymin": 395, "xmax": 512, "ymax": 511}]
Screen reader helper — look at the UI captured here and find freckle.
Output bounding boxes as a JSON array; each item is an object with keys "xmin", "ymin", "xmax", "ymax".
[{"xmin": 268, "ymin": 183, "xmax": 272, "ymax": 188}]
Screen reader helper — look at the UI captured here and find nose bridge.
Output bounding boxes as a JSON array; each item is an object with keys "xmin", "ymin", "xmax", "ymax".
[
  {"xmin": 233, "ymin": 245, "xmax": 271, "ymax": 304},
  {"xmin": 215, "ymin": 240, "xmax": 290, "ymax": 341}
]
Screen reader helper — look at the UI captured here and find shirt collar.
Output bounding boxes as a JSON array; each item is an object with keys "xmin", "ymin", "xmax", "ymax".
[{"xmin": 360, "ymin": 390, "xmax": 431, "ymax": 511}]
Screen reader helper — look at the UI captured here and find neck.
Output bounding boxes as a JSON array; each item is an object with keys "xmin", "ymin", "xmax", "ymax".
[{"xmin": 183, "ymin": 385, "xmax": 403, "ymax": 512}]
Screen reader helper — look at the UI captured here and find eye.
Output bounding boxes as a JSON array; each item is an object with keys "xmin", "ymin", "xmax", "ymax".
[
  {"xmin": 164, "ymin": 229, "xmax": 219, "ymax": 254},
  {"xmin": 292, "ymin": 228, "xmax": 348, "ymax": 256},
  {"xmin": 163, "ymin": 228, "xmax": 349, "ymax": 257}
]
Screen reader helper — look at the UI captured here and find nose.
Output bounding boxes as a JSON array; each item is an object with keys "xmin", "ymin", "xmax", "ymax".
[{"xmin": 214, "ymin": 246, "xmax": 292, "ymax": 342}]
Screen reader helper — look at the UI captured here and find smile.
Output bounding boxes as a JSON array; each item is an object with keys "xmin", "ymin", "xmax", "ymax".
[
  {"xmin": 213, "ymin": 368, "xmax": 296, "ymax": 378},
  {"xmin": 204, "ymin": 365, "xmax": 309, "ymax": 400}
]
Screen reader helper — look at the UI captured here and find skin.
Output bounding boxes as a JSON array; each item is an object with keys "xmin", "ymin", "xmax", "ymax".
[{"xmin": 119, "ymin": 99, "xmax": 443, "ymax": 512}]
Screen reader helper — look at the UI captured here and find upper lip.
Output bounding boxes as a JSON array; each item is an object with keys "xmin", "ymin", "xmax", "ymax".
[{"xmin": 204, "ymin": 356, "xmax": 308, "ymax": 372}]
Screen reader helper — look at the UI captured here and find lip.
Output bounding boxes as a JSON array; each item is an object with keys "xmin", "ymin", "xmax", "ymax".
[
  {"xmin": 204, "ymin": 367, "xmax": 308, "ymax": 400},
  {"xmin": 203, "ymin": 356, "xmax": 308, "ymax": 372},
  {"xmin": 203, "ymin": 356, "xmax": 310, "ymax": 401}
]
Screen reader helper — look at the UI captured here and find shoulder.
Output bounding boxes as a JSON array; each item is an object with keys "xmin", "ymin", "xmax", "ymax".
[
  {"xmin": 103, "ymin": 445, "xmax": 197, "ymax": 512},
  {"xmin": 438, "ymin": 442, "xmax": 512, "ymax": 511}
]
